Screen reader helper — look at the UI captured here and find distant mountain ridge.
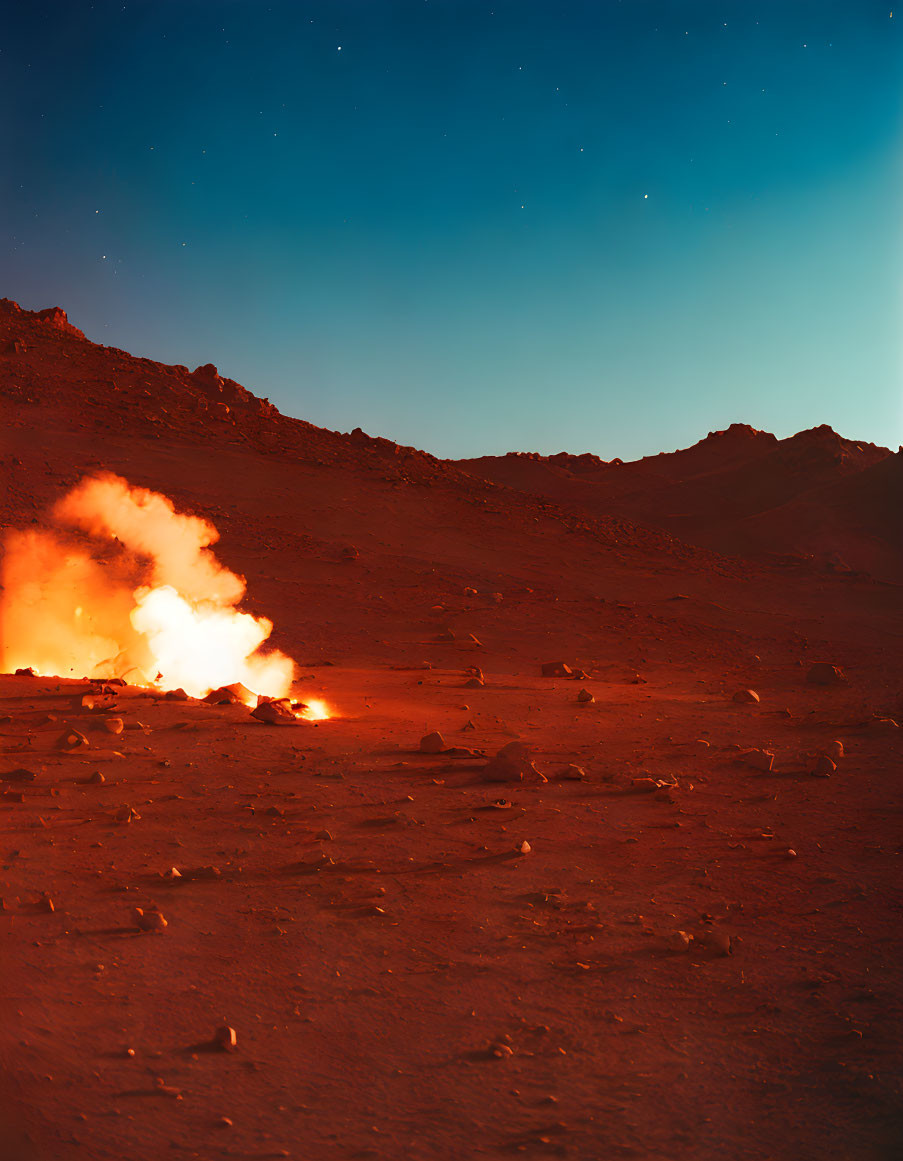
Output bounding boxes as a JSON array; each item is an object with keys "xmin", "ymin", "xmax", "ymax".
[
  {"xmin": 1, "ymin": 298, "xmax": 898, "ymax": 583},
  {"xmin": 457, "ymin": 425, "xmax": 900, "ymax": 581}
]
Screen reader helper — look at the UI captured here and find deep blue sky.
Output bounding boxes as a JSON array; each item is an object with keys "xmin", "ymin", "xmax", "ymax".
[{"xmin": 3, "ymin": 2, "xmax": 901, "ymax": 458}]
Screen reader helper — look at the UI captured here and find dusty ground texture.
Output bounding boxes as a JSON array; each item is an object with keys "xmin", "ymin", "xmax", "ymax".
[{"xmin": 1, "ymin": 300, "xmax": 902, "ymax": 1159}]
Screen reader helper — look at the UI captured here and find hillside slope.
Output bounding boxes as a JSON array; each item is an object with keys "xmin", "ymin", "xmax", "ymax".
[{"xmin": 457, "ymin": 423, "xmax": 899, "ymax": 580}]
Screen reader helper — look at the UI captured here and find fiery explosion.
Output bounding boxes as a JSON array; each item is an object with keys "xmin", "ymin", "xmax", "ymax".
[{"xmin": 0, "ymin": 473, "xmax": 296, "ymax": 701}]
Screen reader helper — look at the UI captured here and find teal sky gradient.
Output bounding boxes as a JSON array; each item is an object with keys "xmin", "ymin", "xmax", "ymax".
[{"xmin": 3, "ymin": 1, "xmax": 901, "ymax": 457}]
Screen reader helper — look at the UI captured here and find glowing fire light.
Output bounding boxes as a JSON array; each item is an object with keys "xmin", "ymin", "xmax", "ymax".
[
  {"xmin": 298, "ymin": 698, "xmax": 331, "ymax": 721},
  {"xmin": 0, "ymin": 473, "xmax": 298, "ymax": 703}
]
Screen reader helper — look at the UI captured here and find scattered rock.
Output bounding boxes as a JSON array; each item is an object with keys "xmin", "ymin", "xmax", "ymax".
[
  {"xmin": 557, "ymin": 764, "xmax": 586, "ymax": 781},
  {"xmin": 434, "ymin": 629, "xmax": 456, "ymax": 642},
  {"xmin": 115, "ymin": 805, "xmax": 141, "ymax": 824},
  {"xmin": 163, "ymin": 688, "xmax": 189, "ymax": 701},
  {"xmin": 14, "ymin": 667, "xmax": 36, "ymax": 677},
  {"xmin": 732, "ymin": 689, "xmax": 760, "ymax": 704},
  {"xmin": 1, "ymin": 768, "xmax": 37, "ymax": 783},
  {"xmin": 482, "ymin": 742, "xmax": 544, "ymax": 783},
  {"xmin": 576, "ymin": 689, "xmax": 595, "ymax": 704},
  {"xmin": 703, "ymin": 929, "xmax": 732, "ymax": 957},
  {"xmin": 251, "ymin": 698, "xmax": 299, "ymax": 725},
  {"xmin": 824, "ymin": 740, "xmax": 844, "ymax": 761},
  {"xmin": 88, "ymin": 771, "xmax": 105, "ymax": 785},
  {"xmin": 490, "ymin": 592, "xmax": 503, "ymax": 604},
  {"xmin": 465, "ymin": 678, "xmax": 485, "ymax": 689},
  {"xmin": 420, "ymin": 731, "xmax": 446, "ymax": 754},
  {"xmin": 541, "ymin": 661, "xmax": 573, "ymax": 678},
  {"xmin": 630, "ymin": 777, "xmax": 660, "ymax": 793},
  {"xmin": 741, "ymin": 749, "xmax": 774, "ymax": 772},
  {"xmin": 204, "ymin": 686, "xmax": 244, "ymax": 705},
  {"xmin": 463, "ymin": 586, "xmax": 478, "ymax": 596},
  {"xmin": 56, "ymin": 728, "xmax": 89, "ymax": 752},
  {"xmin": 806, "ymin": 663, "xmax": 845, "ymax": 686},
  {"xmin": 517, "ymin": 840, "xmax": 532, "ymax": 855},
  {"xmin": 665, "ymin": 930, "xmax": 692, "ymax": 953},
  {"xmin": 316, "ymin": 829, "xmax": 334, "ymax": 841},
  {"xmin": 134, "ymin": 907, "xmax": 167, "ymax": 932},
  {"xmin": 37, "ymin": 894, "xmax": 55, "ymax": 914},
  {"xmin": 812, "ymin": 755, "xmax": 836, "ymax": 777},
  {"xmin": 104, "ymin": 718, "xmax": 124, "ymax": 735},
  {"xmin": 213, "ymin": 1025, "xmax": 237, "ymax": 1052},
  {"xmin": 870, "ymin": 717, "xmax": 899, "ymax": 730}
]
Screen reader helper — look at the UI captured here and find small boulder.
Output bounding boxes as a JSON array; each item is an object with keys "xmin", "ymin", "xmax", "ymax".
[
  {"xmin": 204, "ymin": 686, "xmax": 244, "ymax": 705},
  {"xmin": 213, "ymin": 1025, "xmax": 237, "ymax": 1052},
  {"xmin": 703, "ymin": 929, "xmax": 733, "ymax": 957},
  {"xmin": 558, "ymin": 764, "xmax": 586, "ymax": 781},
  {"xmin": 134, "ymin": 907, "xmax": 167, "ymax": 932},
  {"xmin": 104, "ymin": 718, "xmax": 124, "ymax": 735},
  {"xmin": 420, "ymin": 731, "xmax": 446, "ymax": 754},
  {"xmin": 576, "ymin": 688, "xmax": 595, "ymax": 704},
  {"xmin": 665, "ymin": 930, "xmax": 692, "ymax": 953},
  {"xmin": 482, "ymin": 742, "xmax": 543, "ymax": 783},
  {"xmin": 807, "ymin": 663, "xmax": 845, "ymax": 686},
  {"xmin": 732, "ymin": 689, "xmax": 760, "ymax": 704},
  {"xmin": 56, "ymin": 728, "xmax": 89, "ymax": 752},
  {"xmin": 251, "ymin": 698, "xmax": 298, "ymax": 725}
]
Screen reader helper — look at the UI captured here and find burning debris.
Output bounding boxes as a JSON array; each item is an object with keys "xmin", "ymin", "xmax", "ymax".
[{"xmin": 0, "ymin": 473, "xmax": 298, "ymax": 704}]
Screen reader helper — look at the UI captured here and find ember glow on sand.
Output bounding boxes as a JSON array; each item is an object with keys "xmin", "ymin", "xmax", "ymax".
[{"xmin": 0, "ymin": 473, "xmax": 297, "ymax": 701}]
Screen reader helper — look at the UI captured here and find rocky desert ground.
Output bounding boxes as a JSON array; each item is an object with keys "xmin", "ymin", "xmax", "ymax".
[{"xmin": 1, "ymin": 298, "xmax": 901, "ymax": 1160}]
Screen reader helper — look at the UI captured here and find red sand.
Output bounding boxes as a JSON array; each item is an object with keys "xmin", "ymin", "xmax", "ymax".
[{"xmin": 1, "ymin": 302, "xmax": 902, "ymax": 1160}]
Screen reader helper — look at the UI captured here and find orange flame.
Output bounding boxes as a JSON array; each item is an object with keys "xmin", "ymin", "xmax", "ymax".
[{"xmin": 0, "ymin": 473, "xmax": 295, "ymax": 700}]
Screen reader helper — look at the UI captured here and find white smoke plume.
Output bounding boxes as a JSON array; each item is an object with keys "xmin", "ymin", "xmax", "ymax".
[{"xmin": 0, "ymin": 473, "xmax": 294, "ymax": 698}]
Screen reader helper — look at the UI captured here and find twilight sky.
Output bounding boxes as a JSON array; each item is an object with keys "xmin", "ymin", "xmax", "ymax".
[{"xmin": 3, "ymin": 1, "xmax": 901, "ymax": 459}]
